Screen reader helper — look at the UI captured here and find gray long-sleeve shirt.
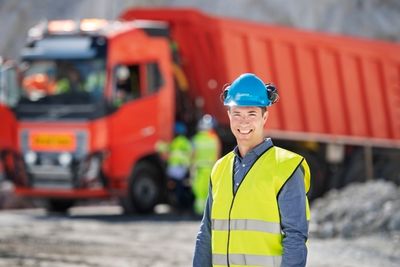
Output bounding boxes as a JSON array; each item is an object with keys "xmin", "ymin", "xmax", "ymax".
[{"xmin": 193, "ymin": 138, "xmax": 308, "ymax": 267}]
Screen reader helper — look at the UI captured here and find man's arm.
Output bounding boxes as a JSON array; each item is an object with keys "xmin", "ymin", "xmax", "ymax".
[
  {"xmin": 278, "ymin": 166, "xmax": 308, "ymax": 267},
  {"xmin": 193, "ymin": 186, "xmax": 213, "ymax": 267}
]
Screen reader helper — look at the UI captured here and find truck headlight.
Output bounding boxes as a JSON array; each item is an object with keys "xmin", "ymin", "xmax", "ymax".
[
  {"xmin": 24, "ymin": 151, "xmax": 37, "ymax": 165},
  {"xmin": 58, "ymin": 152, "xmax": 72, "ymax": 167}
]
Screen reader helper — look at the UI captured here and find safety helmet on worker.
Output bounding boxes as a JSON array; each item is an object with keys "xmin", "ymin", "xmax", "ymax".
[
  {"xmin": 197, "ymin": 114, "xmax": 215, "ymax": 131},
  {"xmin": 174, "ymin": 121, "xmax": 187, "ymax": 135},
  {"xmin": 223, "ymin": 73, "xmax": 275, "ymax": 107}
]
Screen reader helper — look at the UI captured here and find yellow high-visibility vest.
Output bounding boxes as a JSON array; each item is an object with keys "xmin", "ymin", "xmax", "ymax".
[{"xmin": 210, "ymin": 146, "xmax": 310, "ymax": 267}]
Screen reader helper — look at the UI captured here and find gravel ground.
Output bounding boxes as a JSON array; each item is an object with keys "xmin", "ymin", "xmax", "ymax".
[{"xmin": 0, "ymin": 205, "xmax": 399, "ymax": 267}]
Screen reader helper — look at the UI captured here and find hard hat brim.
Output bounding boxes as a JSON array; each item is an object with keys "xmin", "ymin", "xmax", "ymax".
[{"xmin": 224, "ymin": 99, "xmax": 271, "ymax": 107}]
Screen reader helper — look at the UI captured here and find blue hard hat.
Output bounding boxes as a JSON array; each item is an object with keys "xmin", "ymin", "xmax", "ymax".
[
  {"xmin": 223, "ymin": 73, "xmax": 271, "ymax": 107},
  {"xmin": 174, "ymin": 121, "xmax": 187, "ymax": 135}
]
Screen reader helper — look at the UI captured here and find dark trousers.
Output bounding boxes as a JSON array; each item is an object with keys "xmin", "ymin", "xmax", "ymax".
[{"xmin": 168, "ymin": 178, "xmax": 193, "ymax": 211}]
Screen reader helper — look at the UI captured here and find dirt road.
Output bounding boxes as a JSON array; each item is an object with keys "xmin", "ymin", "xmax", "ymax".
[{"xmin": 0, "ymin": 205, "xmax": 399, "ymax": 267}]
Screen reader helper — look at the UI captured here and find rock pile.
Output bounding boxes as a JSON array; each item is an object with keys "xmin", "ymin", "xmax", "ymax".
[{"xmin": 310, "ymin": 180, "xmax": 400, "ymax": 238}]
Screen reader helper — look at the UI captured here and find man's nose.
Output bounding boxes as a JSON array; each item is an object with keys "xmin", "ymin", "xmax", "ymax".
[{"xmin": 238, "ymin": 115, "xmax": 250, "ymax": 123}]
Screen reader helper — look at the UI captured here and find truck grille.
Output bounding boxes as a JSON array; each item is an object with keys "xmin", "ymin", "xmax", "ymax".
[
  {"xmin": 28, "ymin": 164, "xmax": 74, "ymax": 189},
  {"xmin": 19, "ymin": 129, "xmax": 88, "ymax": 189}
]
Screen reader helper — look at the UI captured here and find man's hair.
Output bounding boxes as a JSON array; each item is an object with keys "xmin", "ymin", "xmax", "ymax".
[
  {"xmin": 261, "ymin": 107, "xmax": 267, "ymax": 115},
  {"xmin": 227, "ymin": 106, "xmax": 268, "ymax": 114}
]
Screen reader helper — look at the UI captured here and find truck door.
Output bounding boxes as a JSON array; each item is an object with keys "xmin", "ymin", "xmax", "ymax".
[
  {"xmin": 0, "ymin": 62, "xmax": 19, "ymax": 181},
  {"xmin": 108, "ymin": 39, "xmax": 174, "ymax": 179}
]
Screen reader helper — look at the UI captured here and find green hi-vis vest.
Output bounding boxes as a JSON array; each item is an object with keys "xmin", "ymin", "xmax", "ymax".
[
  {"xmin": 210, "ymin": 146, "xmax": 310, "ymax": 267},
  {"xmin": 168, "ymin": 135, "xmax": 192, "ymax": 167},
  {"xmin": 192, "ymin": 131, "xmax": 219, "ymax": 167}
]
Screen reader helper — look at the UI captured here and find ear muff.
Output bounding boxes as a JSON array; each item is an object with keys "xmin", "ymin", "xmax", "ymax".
[
  {"xmin": 220, "ymin": 83, "xmax": 231, "ymax": 103},
  {"xmin": 266, "ymin": 83, "xmax": 279, "ymax": 105}
]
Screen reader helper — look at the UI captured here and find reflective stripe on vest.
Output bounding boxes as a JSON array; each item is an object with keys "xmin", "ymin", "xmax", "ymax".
[
  {"xmin": 210, "ymin": 146, "xmax": 310, "ymax": 267},
  {"xmin": 212, "ymin": 219, "xmax": 281, "ymax": 234},
  {"xmin": 213, "ymin": 253, "xmax": 282, "ymax": 267}
]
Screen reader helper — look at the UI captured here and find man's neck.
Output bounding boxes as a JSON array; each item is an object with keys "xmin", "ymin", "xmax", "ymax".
[
  {"xmin": 237, "ymin": 141, "xmax": 260, "ymax": 157},
  {"xmin": 237, "ymin": 137, "xmax": 265, "ymax": 158}
]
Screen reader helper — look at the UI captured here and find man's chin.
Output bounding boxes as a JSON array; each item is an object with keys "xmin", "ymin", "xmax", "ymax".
[{"xmin": 236, "ymin": 135, "xmax": 252, "ymax": 142}]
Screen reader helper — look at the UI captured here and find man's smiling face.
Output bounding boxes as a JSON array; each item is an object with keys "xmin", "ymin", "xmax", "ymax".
[{"xmin": 228, "ymin": 106, "xmax": 268, "ymax": 150}]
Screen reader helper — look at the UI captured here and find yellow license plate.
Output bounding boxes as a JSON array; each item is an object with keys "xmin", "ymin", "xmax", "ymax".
[{"xmin": 30, "ymin": 132, "xmax": 76, "ymax": 151}]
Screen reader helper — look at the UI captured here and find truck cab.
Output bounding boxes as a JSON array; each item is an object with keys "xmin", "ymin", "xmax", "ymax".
[{"xmin": 8, "ymin": 19, "xmax": 175, "ymax": 213}]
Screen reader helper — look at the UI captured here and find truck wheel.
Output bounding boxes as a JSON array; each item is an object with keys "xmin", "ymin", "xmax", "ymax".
[
  {"xmin": 46, "ymin": 199, "xmax": 74, "ymax": 214},
  {"xmin": 126, "ymin": 162, "xmax": 161, "ymax": 214}
]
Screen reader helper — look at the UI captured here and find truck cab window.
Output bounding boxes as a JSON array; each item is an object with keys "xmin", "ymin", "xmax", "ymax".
[
  {"xmin": 20, "ymin": 59, "xmax": 106, "ymax": 105},
  {"xmin": 145, "ymin": 62, "xmax": 164, "ymax": 95},
  {"xmin": 114, "ymin": 64, "xmax": 140, "ymax": 106}
]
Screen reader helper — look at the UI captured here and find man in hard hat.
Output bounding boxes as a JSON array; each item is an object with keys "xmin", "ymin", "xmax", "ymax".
[
  {"xmin": 191, "ymin": 114, "xmax": 221, "ymax": 216},
  {"xmin": 113, "ymin": 66, "xmax": 137, "ymax": 107},
  {"xmin": 193, "ymin": 73, "xmax": 310, "ymax": 267},
  {"xmin": 56, "ymin": 65, "xmax": 83, "ymax": 94}
]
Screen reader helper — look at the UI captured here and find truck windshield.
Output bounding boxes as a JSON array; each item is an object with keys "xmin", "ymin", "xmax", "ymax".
[{"xmin": 16, "ymin": 59, "xmax": 107, "ymax": 120}]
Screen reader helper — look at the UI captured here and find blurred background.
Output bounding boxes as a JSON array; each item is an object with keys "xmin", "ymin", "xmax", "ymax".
[
  {"xmin": 1, "ymin": 0, "xmax": 400, "ymax": 58},
  {"xmin": 0, "ymin": 0, "xmax": 400, "ymax": 266}
]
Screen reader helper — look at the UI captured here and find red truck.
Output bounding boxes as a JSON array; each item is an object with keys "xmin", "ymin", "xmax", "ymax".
[
  {"xmin": 0, "ymin": 58, "xmax": 19, "ymax": 184},
  {"xmin": 1, "ymin": 8, "xmax": 399, "ymax": 213}
]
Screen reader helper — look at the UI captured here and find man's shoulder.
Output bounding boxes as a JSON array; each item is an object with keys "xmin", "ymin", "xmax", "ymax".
[
  {"xmin": 215, "ymin": 151, "xmax": 234, "ymax": 165},
  {"xmin": 265, "ymin": 146, "xmax": 304, "ymax": 162},
  {"xmin": 211, "ymin": 151, "xmax": 234, "ymax": 171}
]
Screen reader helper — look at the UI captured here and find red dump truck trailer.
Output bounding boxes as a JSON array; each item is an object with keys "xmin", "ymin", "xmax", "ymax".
[
  {"xmin": 1, "ymin": 8, "xmax": 399, "ymax": 213},
  {"xmin": 121, "ymin": 8, "xmax": 400, "ymax": 196}
]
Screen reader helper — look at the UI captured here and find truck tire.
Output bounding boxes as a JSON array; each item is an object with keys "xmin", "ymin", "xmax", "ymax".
[
  {"xmin": 46, "ymin": 199, "xmax": 74, "ymax": 214},
  {"xmin": 126, "ymin": 162, "xmax": 162, "ymax": 214}
]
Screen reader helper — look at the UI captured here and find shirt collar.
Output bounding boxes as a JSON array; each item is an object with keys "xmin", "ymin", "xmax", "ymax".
[{"xmin": 233, "ymin": 138, "xmax": 274, "ymax": 160}]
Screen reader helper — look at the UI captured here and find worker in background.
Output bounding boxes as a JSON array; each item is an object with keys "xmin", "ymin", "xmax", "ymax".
[
  {"xmin": 191, "ymin": 114, "xmax": 221, "ymax": 216},
  {"xmin": 56, "ymin": 66, "xmax": 83, "ymax": 94},
  {"xmin": 193, "ymin": 73, "xmax": 311, "ymax": 267},
  {"xmin": 113, "ymin": 66, "xmax": 131, "ymax": 107},
  {"xmin": 114, "ymin": 65, "xmax": 141, "ymax": 107},
  {"xmin": 162, "ymin": 122, "xmax": 193, "ymax": 212}
]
